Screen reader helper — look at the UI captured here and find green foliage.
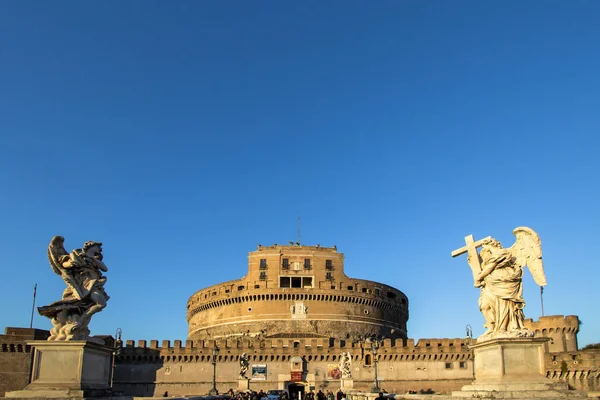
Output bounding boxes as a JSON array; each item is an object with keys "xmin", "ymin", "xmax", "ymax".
[{"xmin": 581, "ymin": 342, "xmax": 600, "ymax": 351}]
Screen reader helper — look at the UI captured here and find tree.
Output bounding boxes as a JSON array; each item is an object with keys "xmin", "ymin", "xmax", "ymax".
[{"xmin": 581, "ymin": 343, "xmax": 600, "ymax": 351}]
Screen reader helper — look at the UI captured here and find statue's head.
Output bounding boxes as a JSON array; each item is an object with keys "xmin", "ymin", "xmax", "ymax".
[
  {"xmin": 83, "ymin": 241, "xmax": 103, "ymax": 259},
  {"xmin": 480, "ymin": 238, "xmax": 504, "ymax": 262}
]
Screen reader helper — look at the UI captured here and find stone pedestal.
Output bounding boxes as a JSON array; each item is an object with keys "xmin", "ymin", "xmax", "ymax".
[
  {"xmin": 5, "ymin": 340, "xmax": 130, "ymax": 400},
  {"xmin": 238, "ymin": 378, "xmax": 250, "ymax": 391},
  {"xmin": 452, "ymin": 337, "xmax": 586, "ymax": 399},
  {"xmin": 340, "ymin": 379, "xmax": 354, "ymax": 390}
]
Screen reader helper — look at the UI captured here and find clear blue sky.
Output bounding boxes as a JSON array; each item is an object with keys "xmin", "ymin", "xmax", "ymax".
[{"xmin": 1, "ymin": 2, "xmax": 598, "ymax": 348}]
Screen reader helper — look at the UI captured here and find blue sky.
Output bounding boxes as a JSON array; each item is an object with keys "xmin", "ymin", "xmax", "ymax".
[{"xmin": 0, "ymin": 2, "xmax": 598, "ymax": 348}]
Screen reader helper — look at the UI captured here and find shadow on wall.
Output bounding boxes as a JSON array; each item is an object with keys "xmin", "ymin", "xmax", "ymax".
[{"xmin": 112, "ymin": 349, "xmax": 163, "ymax": 396}]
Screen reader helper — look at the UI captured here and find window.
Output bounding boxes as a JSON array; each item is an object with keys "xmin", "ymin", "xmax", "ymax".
[
  {"xmin": 361, "ymin": 288, "xmax": 368, "ymax": 293},
  {"xmin": 237, "ymin": 285, "xmax": 245, "ymax": 291},
  {"xmin": 445, "ymin": 363, "xmax": 452, "ymax": 369},
  {"xmin": 254, "ymin": 284, "xmax": 260, "ymax": 288},
  {"xmin": 259, "ymin": 272, "xmax": 267, "ymax": 280},
  {"xmin": 260, "ymin": 259, "xmax": 267, "ymax": 269},
  {"xmin": 280, "ymin": 277, "xmax": 291, "ymax": 288},
  {"xmin": 325, "ymin": 260, "xmax": 333, "ymax": 270},
  {"xmin": 326, "ymin": 272, "xmax": 333, "ymax": 281},
  {"xmin": 282, "ymin": 258, "xmax": 289, "ymax": 269},
  {"xmin": 304, "ymin": 259, "xmax": 311, "ymax": 269},
  {"xmin": 459, "ymin": 362, "xmax": 466, "ymax": 369},
  {"xmin": 347, "ymin": 285, "xmax": 354, "ymax": 291},
  {"xmin": 280, "ymin": 276, "xmax": 312, "ymax": 288},
  {"xmin": 331, "ymin": 285, "xmax": 336, "ymax": 289},
  {"xmin": 387, "ymin": 291, "xmax": 397, "ymax": 299},
  {"xmin": 365, "ymin": 354, "xmax": 372, "ymax": 366},
  {"xmin": 375, "ymin": 289, "xmax": 381, "ymax": 295}
]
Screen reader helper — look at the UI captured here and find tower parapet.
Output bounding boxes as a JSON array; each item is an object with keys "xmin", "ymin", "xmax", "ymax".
[{"xmin": 524, "ymin": 315, "xmax": 580, "ymax": 352}]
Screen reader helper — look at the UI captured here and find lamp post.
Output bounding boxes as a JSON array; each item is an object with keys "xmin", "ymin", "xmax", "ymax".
[
  {"xmin": 208, "ymin": 346, "xmax": 220, "ymax": 395},
  {"xmin": 370, "ymin": 339, "xmax": 380, "ymax": 393},
  {"xmin": 110, "ymin": 328, "xmax": 123, "ymax": 388}
]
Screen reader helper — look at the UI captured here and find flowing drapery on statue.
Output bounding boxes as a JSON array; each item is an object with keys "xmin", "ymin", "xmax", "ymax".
[
  {"xmin": 452, "ymin": 227, "xmax": 546, "ymax": 342},
  {"xmin": 38, "ymin": 236, "xmax": 110, "ymax": 341}
]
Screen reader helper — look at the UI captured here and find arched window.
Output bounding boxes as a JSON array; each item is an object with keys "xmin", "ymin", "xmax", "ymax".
[{"xmin": 365, "ymin": 354, "xmax": 372, "ymax": 365}]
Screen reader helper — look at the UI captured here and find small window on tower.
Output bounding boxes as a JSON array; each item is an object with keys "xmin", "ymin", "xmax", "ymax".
[
  {"xmin": 260, "ymin": 259, "xmax": 267, "ymax": 269},
  {"xmin": 326, "ymin": 260, "xmax": 333, "ymax": 270},
  {"xmin": 282, "ymin": 258, "xmax": 289, "ymax": 269},
  {"xmin": 304, "ymin": 259, "xmax": 311, "ymax": 269}
]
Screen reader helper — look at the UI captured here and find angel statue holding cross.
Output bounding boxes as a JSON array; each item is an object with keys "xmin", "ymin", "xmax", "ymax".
[{"xmin": 452, "ymin": 227, "xmax": 546, "ymax": 342}]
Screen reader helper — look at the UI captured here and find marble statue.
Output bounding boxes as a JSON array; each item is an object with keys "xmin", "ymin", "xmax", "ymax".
[
  {"xmin": 239, "ymin": 352, "xmax": 249, "ymax": 379},
  {"xmin": 38, "ymin": 236, "xmax": 110, "ymax": 341},
  {"xmin": 452, "ymin": 227, "xmax": 546, "ymax": 342},
  {"xmin": 339, "ymin": 351, "xmax": 352, "ymax": 379}
]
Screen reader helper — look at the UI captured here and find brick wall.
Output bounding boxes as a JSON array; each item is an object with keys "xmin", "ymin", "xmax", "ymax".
[{"xmin": 0, "ymin": 327, "xmax": 49, "ymax": 397}]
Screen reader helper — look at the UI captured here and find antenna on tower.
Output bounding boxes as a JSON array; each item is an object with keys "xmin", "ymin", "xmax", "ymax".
[{"xmin": 297, "ymin": 216, "xmax": 301, "ymax": 245}]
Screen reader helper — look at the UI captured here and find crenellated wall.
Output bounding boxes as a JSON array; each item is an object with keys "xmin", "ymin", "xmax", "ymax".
[
  {"xmin": 545, "ymin": 350, "xmax": 600, "ymax": 392},
  {"xmin": 0, "ymin": 327, "xmax": 49, "ymax": 397},
  {"xmin": 113, "ymin": 336, "xmax": 474, "ymax": 396},
  {"xmin": 524, "ymin": 315, "xmax": 580, "ymax": 353}
]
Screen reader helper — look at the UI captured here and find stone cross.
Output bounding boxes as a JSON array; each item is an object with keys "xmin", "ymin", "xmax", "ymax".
[{"xmin": 451, "ymin": 234, "xmax": 492, "ymax": 281}]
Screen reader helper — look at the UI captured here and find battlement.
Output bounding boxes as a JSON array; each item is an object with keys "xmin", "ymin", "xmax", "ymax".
[
  {"xmin": 0, "ymin": 327, "xmax": 49, "ymax": 344},
  {"xmin": 255, "ymin": 244, "xmax": 338, "ymax": 253},
  {"xmin": 524, "ymin": 315, "xmax": 580, "ymax": 333},
  {"xmin": 116, "ymin": 336, "xmax": 469, "ymax": 354}
]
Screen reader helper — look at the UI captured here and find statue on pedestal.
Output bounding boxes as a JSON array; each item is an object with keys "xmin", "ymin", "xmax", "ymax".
[
  {"xmin": 38, "ymin": 236, "xmax": 110, "ymax": 341},
  {"xmin": 339, "ymin": 351, "xmax": 352, "ymax": 379},
  {"xmin": 452, "ymin": 227, "xmax": 547, "ymax": 342},
  {"xmin": 239, "ymin": 352, "xmax": 249, "ymax": 379}
]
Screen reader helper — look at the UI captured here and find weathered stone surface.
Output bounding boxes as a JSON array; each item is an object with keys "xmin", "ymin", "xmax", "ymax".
[
  {"xmin": 452, "ymin": 227, "xmax": 547, "ymax": 342},
  {"xmin": 452, "ymin": 338, "xmax": 588, "ymax": 399},
  {"xmin": 42, "ymin": 236, "xmax": 110, "ymax": 341},
  {"xmin": 187, "ymin": 245, "xmax": 409, "ymax": 342}
]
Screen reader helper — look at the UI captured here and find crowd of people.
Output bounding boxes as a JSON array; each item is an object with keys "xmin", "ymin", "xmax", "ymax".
[{"xmin": 221, "ymin": 389, "xmax": 348, "ymax": 400}]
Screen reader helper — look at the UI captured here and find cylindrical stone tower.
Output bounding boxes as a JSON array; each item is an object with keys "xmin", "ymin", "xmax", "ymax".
[{"xmin": 187, "ymin": 244, "xmax": 409, "ymax": 341}]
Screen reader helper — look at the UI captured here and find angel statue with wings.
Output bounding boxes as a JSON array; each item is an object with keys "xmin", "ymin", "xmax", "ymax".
[
  {"xmin": 37, "ymin": 236, "xmax": 110, "ymax": 341},
  {"xmin": 451, "ymin": 227, "xmax": 546, "ymax": 342}
]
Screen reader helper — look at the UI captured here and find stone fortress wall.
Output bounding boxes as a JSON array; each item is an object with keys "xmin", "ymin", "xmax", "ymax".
[
  {"xmin": 109, "ymin": 315, "xmax": 598, "ymax": 397},
  {"xmin": 187, "ymin": 245, "xmax": 408, "ymax": 341},
  {"xmin": 0, "ymin": 328, "xmax": 49, "ymax": 397},
  {"xmin": 112, "ymin": 336, "xmax": 474, "ymax": 396}
]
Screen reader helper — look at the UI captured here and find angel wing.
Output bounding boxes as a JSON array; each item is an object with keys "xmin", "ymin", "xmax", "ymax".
[
  {"xmin": 509, "ymin": 226, "xmax": 546, "ymax": 286},
  {"xmin": 47, "ymin": 236, "xmax": 68, "ymax": 275}
]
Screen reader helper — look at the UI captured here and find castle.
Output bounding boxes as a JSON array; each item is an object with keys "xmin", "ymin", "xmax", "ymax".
[{"xmin": 1, "ymin": 244, "xmax": 598, "ymax": 397}]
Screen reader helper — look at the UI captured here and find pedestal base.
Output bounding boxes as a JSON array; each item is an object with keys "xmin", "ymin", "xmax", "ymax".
[
  {"xmin": 341, "ymin": 379, "xmax": 353, "ymax": 390},
  {"xmin": 238, "ymin": 378, "xmax": 250, "ymax": 391},
  {"xmin": 5, "ymin": 340, "xmax": 131, "ymax": 400},
  {"xmin": 452, "ymin": 338, "xmax": 586, "ymax": 399}
]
